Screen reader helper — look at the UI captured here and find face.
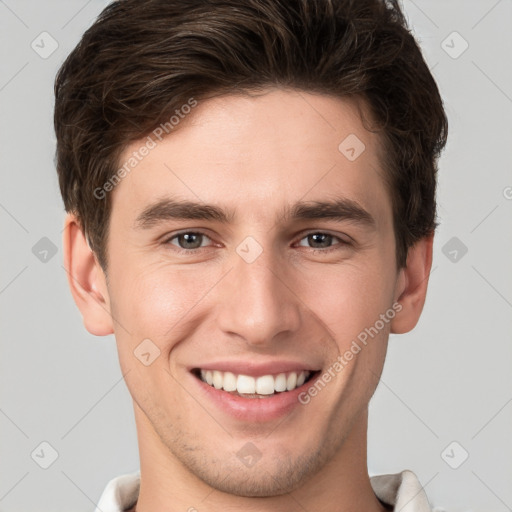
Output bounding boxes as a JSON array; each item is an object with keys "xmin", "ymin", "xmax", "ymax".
[{"xmin": 98, "ymin": 89, "xmax": 404, "ymax": 495}]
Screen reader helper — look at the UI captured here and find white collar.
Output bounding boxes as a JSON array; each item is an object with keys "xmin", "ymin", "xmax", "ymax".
[{"xmin": 94, "ymin": 469, "xmax": 432, "ymax": 512}]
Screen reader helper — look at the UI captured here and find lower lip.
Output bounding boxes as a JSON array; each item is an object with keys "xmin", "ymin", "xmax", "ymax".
[{"xmin": 192, "ymin": 372, "xmax": 319, "ymax": 422}]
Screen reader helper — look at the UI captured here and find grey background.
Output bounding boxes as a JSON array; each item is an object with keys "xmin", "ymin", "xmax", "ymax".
[{"xmin": 1, "ymin": 1, "xmax": 511, "ymax": 511}]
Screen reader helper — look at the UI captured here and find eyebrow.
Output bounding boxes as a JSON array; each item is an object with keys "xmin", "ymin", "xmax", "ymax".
[{"xmin": 134, "ymin": 196, "xmax": 375, "ymax": 230}]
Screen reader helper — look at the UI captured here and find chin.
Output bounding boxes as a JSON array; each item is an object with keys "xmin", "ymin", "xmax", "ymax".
[
  {"xmin": 173, "ymin": 441, "xmax": 331, "ymax": 498},
  {"xmin": 196, "ymin": 463, "xmax": 306, "ymax": 497}
]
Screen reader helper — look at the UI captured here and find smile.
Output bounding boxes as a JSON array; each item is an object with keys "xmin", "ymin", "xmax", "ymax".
[
  {"xmin": 195, "ymin": 369, "xmax": 314, "ymax": 397},
  {"xmin": 190, "ymin": 364, "xmax": 322, "ymax": 421}
]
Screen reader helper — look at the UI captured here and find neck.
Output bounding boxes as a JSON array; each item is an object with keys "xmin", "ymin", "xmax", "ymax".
[{"xmin": 128, "ymin": 402, "xmax": 387, "ymax": 512}]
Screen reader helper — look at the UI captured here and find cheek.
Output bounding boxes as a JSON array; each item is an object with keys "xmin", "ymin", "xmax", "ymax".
[
  {"xmin": 110, "ymin": 263, "xmax": 219, "ymax": 351},
  {"xmin": 296, "ymin": 258, "xmax": 396, "ymax": 355},
  {"xmin": 108, "ymin": 265, "xmax": 213, "ymax": 410}
]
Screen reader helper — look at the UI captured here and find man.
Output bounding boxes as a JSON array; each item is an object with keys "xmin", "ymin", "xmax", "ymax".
[{"xmin": 54, "ymin": 0, "xmax": 448, "ymax": 510}]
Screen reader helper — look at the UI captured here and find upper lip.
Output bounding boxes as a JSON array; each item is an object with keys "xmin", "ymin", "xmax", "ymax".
[{"xmin": 191, "ymin": 360, "xmax": 320, "ymax": 377}]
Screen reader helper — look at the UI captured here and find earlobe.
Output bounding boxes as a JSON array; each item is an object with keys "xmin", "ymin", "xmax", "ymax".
[
  {"xmin": 62, "ymin": 214, "xmax": 114, "ymax": 336},
  {"xmin": 390, "ymin": 234, "xmax": 434, "ymax": 334}
]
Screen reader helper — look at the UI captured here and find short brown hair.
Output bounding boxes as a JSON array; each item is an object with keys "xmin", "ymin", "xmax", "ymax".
[{"xmin": 54, "ymin": 0, "xmax": 448, "ymax": 271}]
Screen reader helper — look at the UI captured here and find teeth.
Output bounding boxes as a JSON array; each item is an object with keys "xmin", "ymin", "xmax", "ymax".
[
  {"xmin": 256, "ymin": 375, "xmax": 275, "ymax": 395},
  {"xmin": 296, "ymin": 371, "xmax": 306, "ymax": 387},
  {"xmin": 223, "ymin": 371, "xmax": 237, "ymax": 392},
  {"xmin": 237, "ymin": 375, "xmax": 256, "ymax": 394},
  {"xmin": 212, "ymin": 370, "xmax": 223, "ymax": 389},
  {"xmin": 275, "ymin": 373, "xmax": 287, "ymax": 392},
  {"xmin": 286, "ymin": 372, "xmax": 297, "ymax": 391},
  {"xmin": 198, "ymin": 369, "xmax": 311, "ymax": 395}
]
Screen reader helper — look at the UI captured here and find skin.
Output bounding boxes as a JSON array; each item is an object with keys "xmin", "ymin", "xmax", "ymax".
[{"xmin": 63, "ymin": 88, "xmax": 433, "ymax": 512}]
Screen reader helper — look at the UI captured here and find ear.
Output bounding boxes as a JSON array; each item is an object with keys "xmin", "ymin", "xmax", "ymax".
[
  {"xmin": 390, "ymin": 233, "xmax": 434, "ymax": 334},
  {"xmin": 62, "ymin": 213, "xmax": 114, "ymax": 336}
]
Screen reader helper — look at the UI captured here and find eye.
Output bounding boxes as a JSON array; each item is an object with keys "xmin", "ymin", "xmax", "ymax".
[
  {"xmin": 165, "ymin": 231, "xmax": 213, "ymax": 250},
  {"xmin": 296, "ymin": 232, "xmax": 349, "ymax": 251},
  {"xmin": 162, "ymin": 230, "xmax": 351, "ymax": 255}
]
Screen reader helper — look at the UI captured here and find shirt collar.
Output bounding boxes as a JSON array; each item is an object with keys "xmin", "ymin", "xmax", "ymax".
[{"xmin": 95, "ymin": 469, "xmax": 432, "ymax": 512}]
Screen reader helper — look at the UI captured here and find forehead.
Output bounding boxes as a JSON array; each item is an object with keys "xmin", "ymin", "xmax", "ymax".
[{"xmin": 111, "ymin": 88, "xmax": 390, "ymax": 227}]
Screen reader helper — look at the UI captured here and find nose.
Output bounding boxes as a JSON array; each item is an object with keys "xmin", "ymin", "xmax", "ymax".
[{"xmin": 215, "ymin": 243, "xmax": 302, "ymax": 348}]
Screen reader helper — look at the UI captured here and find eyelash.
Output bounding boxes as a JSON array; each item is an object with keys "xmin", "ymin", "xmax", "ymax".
[{"xmin": 162, "ymin": 230, "xmax": 351, "ymax": 255}]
